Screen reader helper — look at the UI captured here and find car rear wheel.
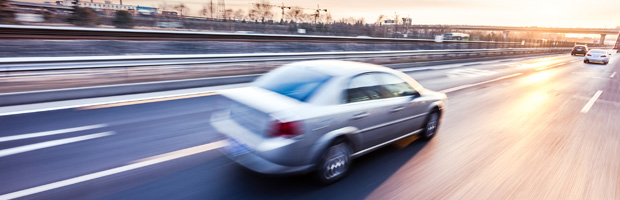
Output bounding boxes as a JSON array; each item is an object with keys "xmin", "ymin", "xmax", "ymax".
[
  {"xmin": 584, "ymin": 60, "xmax": 589, "ymax": 63},
  {"xmin": 421, "ymin": 112, "xmax": 440, "ymax": 140},
  {"xmin": 316, "ymin": 141, "xmax": 352, "ymax": 184}
]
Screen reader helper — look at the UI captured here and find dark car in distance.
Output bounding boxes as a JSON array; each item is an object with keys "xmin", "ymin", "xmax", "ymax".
[{"xmin": 571, "ymin": 45, "xmax": 589, "ymax": 56}]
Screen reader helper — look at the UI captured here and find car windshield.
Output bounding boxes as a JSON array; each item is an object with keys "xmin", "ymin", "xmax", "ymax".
[{"xmin": 253, "ymin": 66, "xmax": 332, "ymax": 102}]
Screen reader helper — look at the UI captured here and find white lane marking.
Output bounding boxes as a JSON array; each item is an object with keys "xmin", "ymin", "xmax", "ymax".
[
  {"xmin": 573, "ymin": 95, "xmax": 620, "ymax": 107},
  {"xmin": 0, "ymin": 83, "xmax": 248, "ymax": 117},
  {"xmin": 0, "ymin": 90, "xmax": 228, "ymax": 117},
  {"xmin": 446, "ymin": 68, "xmax": 498, "ymax": 78},
  {"xmin": 611, "ymin": 72, "xmax": 616, "ymax": 78},
  {"xmin": 0, "ymin": 124, "xmax": 106, "ymax": 143},
  {"xmin": 581, "ymin": 90, "xmax": 603, "ymax": 113},
  {"xmin": 570, "ymin": 72, "xmax": 610, "ymax": 80},
  {"xmin": 0, "ymin": 132, "xmax": 113, "ymax": 158},
  {"xmin": 399, "ymin": 64, "xmax": 465, "ymax": 72},
  {"xmin": 439, "ymin": 73, "xmax": 523, "ymax": 93},
  {"xmin": 0, "ymin": 140, "xmax": 227, "ymax": 200}
]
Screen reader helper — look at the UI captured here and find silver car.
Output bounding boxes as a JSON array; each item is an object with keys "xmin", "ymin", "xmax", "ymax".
[
  {"xmin": 211, "ymin": 60, "xmax": 447, "ymax": 183},
  {"xmin": 584, "ymin": 49, "xmax": 610, "ymax": 65}
]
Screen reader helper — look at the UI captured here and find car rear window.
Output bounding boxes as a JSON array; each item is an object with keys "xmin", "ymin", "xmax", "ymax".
[
  {"xmin": 253, "ymin": 66, "xmax": 332, "ymax": 102},
  {"xmin": 575, "ymin": 46, "xmax": 586, "ymax": 49},
  {"xmin": 590, "ymin": 50, "xmax": 606, "ymax": 54}
]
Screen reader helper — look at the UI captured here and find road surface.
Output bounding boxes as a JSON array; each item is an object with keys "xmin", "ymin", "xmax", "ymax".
[{"xmin": 1, "ymin": 53, "xmax": 619, "ymax": 199}]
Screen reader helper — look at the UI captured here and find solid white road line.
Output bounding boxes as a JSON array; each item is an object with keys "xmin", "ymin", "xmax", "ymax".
[
  {"xmin": 611, "ymin": 72, "xmax": 616, "ymax": 78},
  {"xmin": 0, "ymin": 132, "xmax": 114, "ymax": 158},
  {"xmin": 0, "ymin": 83, "xmax": 248, "ymax": 117},
  {"xmin": 439, "ymin": 73, "xmax": 523, "ymax": 93},
  {"xmin": 0, "ymin": 92, "xmax": 214, "ymax": 117},
  {"xmin": 0, "ymin": 124, "xmax": 106, "ymax": 143},
  {"xmin": 581, "ymin": 90, "xmax": 603, "ymax": 113},
  {"xmin": 0, "ymin": 140, "xmax": 227, "ymax": 200}
]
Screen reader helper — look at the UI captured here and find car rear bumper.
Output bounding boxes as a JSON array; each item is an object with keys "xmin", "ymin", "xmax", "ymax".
[
  {"xmin": 211, "ymin": 112, "xmax": 315, "ymax": 175},
  {"xmin": 219, "ymin": 146, "xmax": 314, "ymax": 174},
  {"xmin": 585, "ymin": 57, "xmax": 609, "ymax": 63},
  {"xmin": 572, "ymin": 51, "xmax": 586, "ymax": 54}
]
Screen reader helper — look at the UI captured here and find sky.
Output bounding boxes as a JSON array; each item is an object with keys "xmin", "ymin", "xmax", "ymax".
[{"xmin": 29, "ymin": 0, "xmax": 620, "ymax": 28}]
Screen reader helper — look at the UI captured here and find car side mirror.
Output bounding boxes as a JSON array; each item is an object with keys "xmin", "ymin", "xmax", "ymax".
[{"xmin": 403, "ymin": 91, "xmax": 420, "ymax": 98}]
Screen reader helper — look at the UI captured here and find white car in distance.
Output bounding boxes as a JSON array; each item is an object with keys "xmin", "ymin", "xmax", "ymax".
[{"xmin": 584, "ymin": 49, "xmax": 610, "ymax": 65}]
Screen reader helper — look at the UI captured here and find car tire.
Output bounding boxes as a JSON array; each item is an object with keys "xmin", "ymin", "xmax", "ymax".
[
  {"xmin": 604, "ymin": 62, "xmax": 608, "ymax": 65},
  {"xmin": 584, "ymin": 60, "xmax": 588, "ymax": 63},
  {"xmin": 316, "ymin": 140, "xmax": 352, "ymax": 184},
  {"xmin": 420, "ymin": 111, "xmax": 440, "ymax": 140}
]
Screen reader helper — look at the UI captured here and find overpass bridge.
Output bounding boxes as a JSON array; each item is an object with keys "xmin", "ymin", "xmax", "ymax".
[{"xmin": 445, "ymin": 25, "xmax": 620, "ymax": 45}]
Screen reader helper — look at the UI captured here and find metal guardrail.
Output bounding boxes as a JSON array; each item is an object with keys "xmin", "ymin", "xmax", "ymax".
[
  {"xmin": 0, "ymin": 24, "xmax": 521, "ymax": 44},
  {"xmin": 0, "ymin": 48, "xmax": 569, "ymax": 72},
  {"xmin": 0, "ymin": 48, "xmax": 570, "ymax": 106}
]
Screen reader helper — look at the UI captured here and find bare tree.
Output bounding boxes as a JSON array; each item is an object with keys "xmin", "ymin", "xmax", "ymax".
[
  {"xmin": 223, "ymin": 9, "xmax": 233, "ymax": 20},
  {"xmin": 338, "ymin": 17, "xmax": 364, "ymax": 24},
  {"xmin": 285, "ymin": 7, "xmax": 308, "ymax": 23},
  {"xmin": 113, "ymin": 10, "xmax": 134, "ymax": 28},
  {"xmin": 354, "ymin": 18, "xmax": 365, "ymax": 24},
  {"xmin": 159, "ymin": 2, "xmax": 172, "ymax": 11},
  {"xmin": 233, "ymin": 9, "xmax": 245, "ymax": 21},
  {"xmin": 173, "ymin": 3, "xmax": 188, "ymax": 16},
  {"xmin": 248, "ymin": 0, "xmax": 274, "ymax": 22},
  {"xmin": 376, "ymin": 14, "xmax": 386, "ymax": 25},
  {"xmin": 199, "ymin": 4, "xmax": 213, "ymax": 18},
  {"xmin": 67, "ymin": 7, "xmax": 100, "ymax": 27},
  {"xmin": 318, "ymin": 12, "xmax": 332, "ymax": 23},
  {"xmin": 393, "ymin": 13, "xmax": 402, "ymax": 24}
]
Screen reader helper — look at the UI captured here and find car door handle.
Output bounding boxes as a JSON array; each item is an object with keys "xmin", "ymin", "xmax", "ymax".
[
  {"xmin": 390, "ymin": 106, "xmax": 405, "ymax": 113},
  {"xmin": 351, "ymin": 112, "xmax": 369, "ymax": 120}
]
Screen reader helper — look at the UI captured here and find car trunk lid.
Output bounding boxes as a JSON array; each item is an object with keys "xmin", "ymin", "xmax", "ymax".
[{"xmin": 217, "ymin": 86, "xmax": 303, "ymax": 137}]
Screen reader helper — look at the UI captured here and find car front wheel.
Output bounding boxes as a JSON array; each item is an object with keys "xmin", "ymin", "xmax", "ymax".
[
  {"xmin": 316, "ymin": 141, "xmax": 352, "ymax": 184},
  {"xmin": 421, "ymin": 112, "xmax": 440, "ymax": 140}
]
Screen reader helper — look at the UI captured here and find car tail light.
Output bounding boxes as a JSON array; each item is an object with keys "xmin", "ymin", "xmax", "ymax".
[
  {"xmin": 587, "ymin": 54, "xmax": 592, "ymax": 56},
  {"xmin": 268, "ymin": 121, "xmax": 301, "ymax": 138},
  {"xmin": 601, "ymin": 55, "xmax": 607, "ymax": 57}
]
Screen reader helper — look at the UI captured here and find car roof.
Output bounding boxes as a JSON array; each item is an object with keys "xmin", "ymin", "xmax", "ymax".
[{"xmin": 282, "ymin": 60, "xmax": 394, "ymax": 76}]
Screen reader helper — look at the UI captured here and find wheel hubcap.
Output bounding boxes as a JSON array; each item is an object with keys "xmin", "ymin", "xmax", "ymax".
[
  {"xmin": 425, "ymin": 114, "xmax": 438, "ymax": 137},
  {"xmin": 323, "ymin": 144, "xmax": 349, "ymax": 180}
]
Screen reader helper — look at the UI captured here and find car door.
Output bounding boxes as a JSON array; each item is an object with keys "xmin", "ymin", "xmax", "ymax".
[
  {"xmin": 339, "ymin": 73, "xmax": 398, "ymax": 150},
  {"xmin": 376, "ymin": 73, "xmax": 430, "ymax": 139}
]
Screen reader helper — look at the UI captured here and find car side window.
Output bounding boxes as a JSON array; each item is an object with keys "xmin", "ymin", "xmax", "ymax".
[
  {"xmin": 376, "ymin": 73, "xmax": 417, "ymax": 97},
  {"xmin": 345, "ymin": 73, "xmax": 391, "ymax": 103}
]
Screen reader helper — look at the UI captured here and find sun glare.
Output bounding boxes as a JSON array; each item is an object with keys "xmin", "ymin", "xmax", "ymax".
[{"xmin": 523, "ymin": 70, "xmax": 556, "ymax": 84}]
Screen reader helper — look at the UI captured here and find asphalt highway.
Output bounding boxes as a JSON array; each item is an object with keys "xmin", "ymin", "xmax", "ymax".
[{"xmin": 1, "ymin": 53, "xmax": 619, "ymax": 199}]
